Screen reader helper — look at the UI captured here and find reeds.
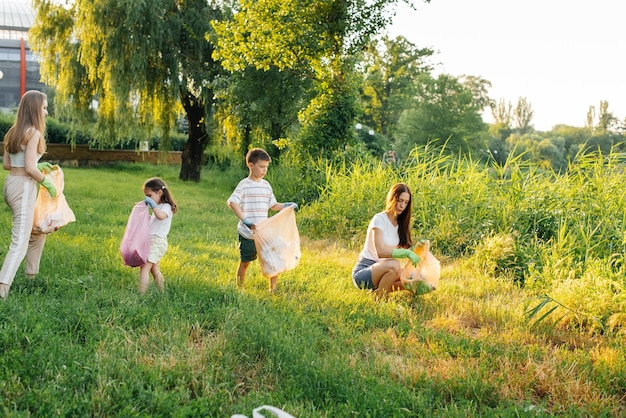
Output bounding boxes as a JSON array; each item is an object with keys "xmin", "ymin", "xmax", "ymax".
[{"xmin": 301, "ymin": 145, "xmax": 626, "ymax": 333}]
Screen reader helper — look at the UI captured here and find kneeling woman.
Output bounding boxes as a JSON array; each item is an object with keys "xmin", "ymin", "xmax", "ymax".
[{"xmin": 352, "ymin": 183, "xmax": 420, "ymax": 299}]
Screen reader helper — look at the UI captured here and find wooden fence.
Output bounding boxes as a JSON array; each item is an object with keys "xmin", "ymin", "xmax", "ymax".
[{"xmin": 0, "ymin": 144, "xmax": 182, "ymax": 166}]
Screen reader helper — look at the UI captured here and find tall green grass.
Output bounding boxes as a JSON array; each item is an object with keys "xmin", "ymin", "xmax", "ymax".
[
  {"xmin": 301, "ymin": 147, "xmax": 626, "ymax": 333},
  {"xmin": 0, "ymin": 160, "xmax": 625, "ymax": 416}
]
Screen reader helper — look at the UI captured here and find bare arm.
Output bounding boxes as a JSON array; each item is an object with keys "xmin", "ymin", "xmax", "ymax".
[
  {"xmin": 373, "ymin": 228, "xmax": 396, "ymax": 259},
  {"xmin": 24, "ymin": 130, "xmax": 45, "ymax": 182},
  {"xmin": 152, "ymin": 207, "xmax": 169, "ymax": 220},
  {"xmin": 227, "ymin": 201, "xmax": 246, "ymax": 221},
  {"xmin": 3, "ymin": 150, "xmax": 10, "ymax": 171}
]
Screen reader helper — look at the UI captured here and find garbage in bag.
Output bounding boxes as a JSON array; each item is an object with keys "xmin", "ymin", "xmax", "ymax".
[
  {"xmin": 252, "ymin": 206, "xmax": 300, "ymax": 277},
  {"xmin": 119, "ymin": 201, "xmax": 150, "ymax": 267},
  {"xmin": 400, "ymin": 239, "xmax": 440, "ymax": 295},
  {"xmin": 32, "ymin": 166, "xmax": 76, "ymax": 234}
]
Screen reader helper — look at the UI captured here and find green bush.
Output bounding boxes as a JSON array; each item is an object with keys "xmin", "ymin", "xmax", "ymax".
[
  {"xmin": 205, "ymin": 142, "xmax": 238, "ymax": 170},
  {"xmin": 0, "ymin": 111, "xmax": 186, "ymax": 151},
  {"xmin": 0, "ymin": 112, "xmax": 14, "ymax": 138}
]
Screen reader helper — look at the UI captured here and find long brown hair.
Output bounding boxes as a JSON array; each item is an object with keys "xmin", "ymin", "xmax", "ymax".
[
  {"xmin": 384, "ymin": 183, "xmax": 413, "ymax": 248},
  {"xmin": 4, "ymin": 90, "xmax": 47, "ymax": 155},
  {"xmin": 144, "ymin": 177, "xmax": 178, "ymax": 213}
]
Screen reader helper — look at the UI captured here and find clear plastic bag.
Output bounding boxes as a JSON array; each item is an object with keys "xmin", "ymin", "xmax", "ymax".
[
  {"xmin": 400, "ymin": 239, "xmax": 441, "ymax": 295},
  {"xmin": 120, "ymin": 202, "xmax": 150, "ymax": 267},
  {"xmin": 32, "ymin": 167, "xmax": 76, "ymax": 234},
  {"xmin": 252, "ymin": 206, "xmax": 301, "ymax": 278}
]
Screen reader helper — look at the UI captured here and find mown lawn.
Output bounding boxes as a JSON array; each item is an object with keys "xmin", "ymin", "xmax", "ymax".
[{"xmin": 0, "ymin": 164, "xmax": 624, "ymax": 417}]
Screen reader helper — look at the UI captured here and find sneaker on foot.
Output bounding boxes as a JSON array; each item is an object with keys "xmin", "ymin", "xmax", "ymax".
[{"xmin": 0, "ymin": 283, "xmax": 10, "ymax": 299}]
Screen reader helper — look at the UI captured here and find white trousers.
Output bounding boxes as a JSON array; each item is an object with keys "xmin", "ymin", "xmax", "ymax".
[{"xmin": 0, "ymin": 175, "xmax": 46, "ymax": 286}]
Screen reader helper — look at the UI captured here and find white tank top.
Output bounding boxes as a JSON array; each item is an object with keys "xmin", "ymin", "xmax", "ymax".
[
  {"xmin": 9, "ymin": 150, "xmax": 26, "ymax": 167},
  {"xmin": 8, "ymin": 129, "xmax": 44, "ymax": 168},
  {"xmin": 8, "ymin": 146, "xmax": 42, "ymax": 168}
]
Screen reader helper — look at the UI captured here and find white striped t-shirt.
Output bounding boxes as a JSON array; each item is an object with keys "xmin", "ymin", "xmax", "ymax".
[{"xmin": 228, "ymin": 177, "xmax": 277, "ymax": 239}]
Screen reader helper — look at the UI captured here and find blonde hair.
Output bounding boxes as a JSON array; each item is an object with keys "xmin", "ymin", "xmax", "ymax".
[{"xmin": 4, "ymin": 90, "xmax": 47, "ymax": 155}]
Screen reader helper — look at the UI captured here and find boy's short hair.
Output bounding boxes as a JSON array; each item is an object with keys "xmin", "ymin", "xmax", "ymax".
[{"xmin": 246, "ymin": 148, "xmax": 271, "ymax": 165}]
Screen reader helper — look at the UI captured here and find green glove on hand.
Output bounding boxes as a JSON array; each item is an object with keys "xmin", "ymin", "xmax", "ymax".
[
  {"xmin": 391, "ymin": 248, "xmax": 420, "ymax": 266},
  {"xmin": 36, "ymin": 162, "xmax": 57, "ymax": 174},
  {"xmin": 39, "ymin": 176, "xmax": 57, "ymax": 198}
]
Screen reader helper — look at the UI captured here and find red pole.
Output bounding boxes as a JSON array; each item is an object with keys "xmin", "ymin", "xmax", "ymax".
[{"xmin": 20, "ymin": 38, "xmax": 26, "ymax": 96}]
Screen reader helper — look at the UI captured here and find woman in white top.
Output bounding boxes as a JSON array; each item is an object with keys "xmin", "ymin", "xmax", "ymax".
[
  {"xmin": 352, "ymin": 183, "xmax": 420, "ymax": 299},
  {"xmin": 0, "ymin": 90, "xmax": 57, "ymax": 299}
]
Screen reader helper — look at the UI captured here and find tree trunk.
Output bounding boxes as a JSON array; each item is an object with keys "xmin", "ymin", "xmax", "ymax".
[
  {"xmin": 241, "ymin": 124, "xmax": 252, "ymax": 169},
  {"xmin": 268, "ymin": 120, "xmax": 282, "ymax": 160},
  {"xmin": 179, "ymin": 98, "xmax": 208, "ymax": 182}
]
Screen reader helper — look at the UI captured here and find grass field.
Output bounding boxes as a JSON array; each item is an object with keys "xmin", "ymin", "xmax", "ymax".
[{"xmin": 0, "ymin": 163, "xmax": 624, "ymax": 417}]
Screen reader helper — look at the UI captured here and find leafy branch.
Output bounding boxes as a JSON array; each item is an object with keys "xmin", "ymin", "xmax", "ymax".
[{"xmin": 525, "ymin": 294, "xmax": 605, "ymax": 331}]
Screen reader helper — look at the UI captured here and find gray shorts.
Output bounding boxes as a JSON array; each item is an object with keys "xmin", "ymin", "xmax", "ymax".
[{"xmin": 352, "ymin": 257, "xmax": 376, "ymax": 289}]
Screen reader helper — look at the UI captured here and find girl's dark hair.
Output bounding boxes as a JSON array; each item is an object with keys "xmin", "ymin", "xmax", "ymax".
[
  {"xmin": 144, "ymin": 177, "xmax": 178, "ymax": 213},
  {"xmin": 384, "ymin": 182, "xmax": 413, "ymax": 248}
]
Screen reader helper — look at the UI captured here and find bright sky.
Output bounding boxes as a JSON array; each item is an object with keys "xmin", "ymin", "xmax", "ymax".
[{"xmin": 388, "ymin": 0, "xmax": 626, "ymax": 131}]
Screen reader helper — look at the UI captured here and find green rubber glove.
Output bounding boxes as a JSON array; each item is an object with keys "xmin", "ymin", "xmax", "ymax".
[
  {"xmin": 391, "ymin": 248, "xmax": 420, "ymax": 266},
  {"xmin": 39, "ymin": 176, "xmax": 57, "ymax": 198},
  {"xmin": 36, "ymin": 162, "xmax": 57, "ymax": 174}
]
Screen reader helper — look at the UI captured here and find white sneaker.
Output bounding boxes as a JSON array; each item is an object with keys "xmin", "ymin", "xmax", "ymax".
[{"xmin": 0, "ymin": 283, "xmax": 10, "ymax": 299}]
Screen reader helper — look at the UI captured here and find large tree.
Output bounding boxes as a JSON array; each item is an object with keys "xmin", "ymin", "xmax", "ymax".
[
  {"xmin": 394, "ymin": 73, "xmax": 489, "ymax": 156},
  {"xmin": 214, "ymin": 65, "xmax": 312, "ymax": 163},
  {"xmin": 489, "ymin": 98, "xmax": 513, "ymax": 141},
  {"xmin": 491, "ymin": 98, "xmax": 513, "ymax": 127},
  {"xmin": 213, "ymin": 0, "xmax": 422, "ymax": 159},
  {"xmin": 514, "ymin": 97, "xmax": 534, "ymax": 134},
  {"xmin": 359, "ymin": 35, "xmax": 433, "ymax": 139},
  {"xmin": 596, "ymin": 100, "xmax": 618, "ymax": 134},
  {"xmin": 30, "ymin": 0, "xmax": 229, "ymax": 181}
]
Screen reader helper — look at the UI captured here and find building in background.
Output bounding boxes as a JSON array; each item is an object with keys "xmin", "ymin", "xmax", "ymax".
[{"xmin": 0, "ymin": 0, "xmax": 44, "ymax": 109}]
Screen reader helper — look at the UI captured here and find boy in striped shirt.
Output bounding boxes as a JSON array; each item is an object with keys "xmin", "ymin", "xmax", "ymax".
[{"xmin": 227, "ymin": 148, "xmax": 297, "ymax": 292}]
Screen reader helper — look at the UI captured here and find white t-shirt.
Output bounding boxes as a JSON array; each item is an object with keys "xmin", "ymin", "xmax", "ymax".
[
  {"xmin": 358, "ymin": 212, "xmax": 399, "ymax": 262},
  {"xmin": 227, "ymin": 177, "xmax": 277, "ymax": 239},
  {"xmin": 149, "ymin": 203, "xmax": 173, "ymax": 238}
]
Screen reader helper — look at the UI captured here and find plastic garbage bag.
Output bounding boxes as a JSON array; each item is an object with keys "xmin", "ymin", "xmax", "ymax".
[
  {"xmin": 32, "ymin": 166, "xmax": 76, "ymax": 234},
  {"xmin": 120, "ymin": 201, "xmax": 150, "ymax": 267},
  {"xmin": 253, "ymin": 206, "xmax": 300, "ymax": 277},
  {"xmin": 400, "ymin": 239, "xmax": 440, "ymax": 295}
]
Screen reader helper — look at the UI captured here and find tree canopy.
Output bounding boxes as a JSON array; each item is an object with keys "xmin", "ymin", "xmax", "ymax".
[
  {"xmin": 28, "ymin": 0, "xmax": 624, "ymax": 176},
  {"xmin": 31, "ymin": 0, "xmax": 228, "ymax": 181},
  {"xmin": 394, "ymin": 73, "xmax": 489, "ymax": 155},
  {"xmin": 213, "ymin": 0, "xmax": 420, "ymax": 159},
  {"xmin": 359, "ymin": 35, "xmax": 434, "ymax": 140}
]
